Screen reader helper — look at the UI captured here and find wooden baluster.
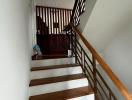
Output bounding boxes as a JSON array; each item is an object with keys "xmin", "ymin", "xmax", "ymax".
[
  {"xmin": 65, "ymin": 9, "xmax": 67, "ymax": 26},
  {"xmin": 53, "ymin": 8, "xmax": 55, "ymax": 34},
  {"xmin": 40, "ymin": 7, "xmax": 42, "ymax": 34},
  {"xmin": 50, "ymin": 8, "xmax": 52, "ymax": 34},
  {"xmin": 63, "ymin": 9, "xmax": 65, "ymax": 30},
  {"xmin": 65, "ymin": 10, "xmax": 68, "ymax": 26},
  {"xmin": 67, "ymin": 10, "xmax": 70, "ymax": 24},
  {"xmin": 36, "ymin": 7, "xmax": 38, "ymax": 33},
  {"xmin": 44, "ymin": 7, "xmax": 46, "ymax": 34},
  {"xmin": 61, "ymin": 9, "xmax": 63, "ymax": 33},
  {"xmin": 92, "ymin": 55, "xmax": 97, "ymax": 100},
  {"xmin": 58, "ymin": 9, "xmax": 60, "ymax": 33},
  {"xmin": 47, "ymin": 7, "xmax": 49, "ymax": 34},
  {"xmin": 38, "ymin": 6, "xmax": 41, "ymax": 34},
  {"xmin": 55, "ymin": 8, "xmax": 57, "ymax": 34},
  {"xmin": 41, "ymin": 7, "xmax": 43, "ymax": 34},
  {"xmin": 42, "ymin": 7, "xmax": 43, "ymax": 21}
]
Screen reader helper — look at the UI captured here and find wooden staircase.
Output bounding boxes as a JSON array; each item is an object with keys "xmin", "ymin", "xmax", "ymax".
[
  {"xmin": 31, "ymin": 0, "xmax": 132, "ymax": 99},
  {"xmin": 29, "ymin": 58, "xmax": 94, "ymax": 100}
]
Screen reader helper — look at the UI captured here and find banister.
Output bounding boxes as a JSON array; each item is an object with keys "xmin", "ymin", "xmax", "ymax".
[{"xmin": 70, "ymin": 23, "xmax": 131, "ymax": 100}]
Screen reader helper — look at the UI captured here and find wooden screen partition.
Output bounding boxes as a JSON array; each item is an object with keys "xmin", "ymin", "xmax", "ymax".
[
  {"xmin": 36, "ymin": 6, "xmax": 72, "ymax": 56},
  {"xmin": 36, "ymin": 6, "xmax": 72, "ymax": 34}
]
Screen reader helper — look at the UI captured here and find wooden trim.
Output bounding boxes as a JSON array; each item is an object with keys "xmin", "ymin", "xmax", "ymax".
[
  {"xmin": 70, "ymin": 24, "xmax": 131, "ymax": 100},
  {"xmin": 36, "ymin": 5, "xmax": 72, "ymax": 11}
]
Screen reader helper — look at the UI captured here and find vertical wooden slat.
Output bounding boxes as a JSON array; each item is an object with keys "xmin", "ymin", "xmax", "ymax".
[
  {"xmin": 63, "ymin": 9, "xmax": 65, "ymax": 31},
  {"xmin": 54, "ymin": 9, "xmax": 56, "ymax": 34},
  {"xmin": 64, "ymin": 9, "xmax": 66, "ymax": 27},
  {"xmin": 53, "ymin": 8, "xmax": 55, "ymax": 34},
  {"xmin": 65, "ymin": 10, "xmax": 67, "ymax": 25},
  {"xmin": 58, "ymin": 9, "xmax": 61, "ymax": 33},
  {"xmin": 67, "ymin": 10, "xmax": 69, "ymax": 25},
  {"xmin": 40, "ymin": 7, "xmax": 42, "ymax": 34},
  {"xmin": 50, "ymin": 8, "xmax": 52, "ymax": 34},
  {"xmin": 70, "ymin": 11, "xmax": 72, "ymax": 24},
  {"xmin": 42, "ymin": 7, "xmax": 43, "ymax": 21},
  {"xmin": 68, "ymin": 10, "xmax": 70, "ymax": 23},
  {"xmin": 57, "ymin": 9, "xmax": 60, "ymax": 33},
  {"xmin": 63, "ymin": 9, "xmax": 65, "ymax": 27},
  {"xmin": 47, "ymin": 7, "xmax": 49, "ymax": 34},
  {"xmin": 38, "ymin": 6, "xmax": 41, "ymax": 34},
  {"xmin": 36, "ymin": 6, "xmax": 38, "ymax": 33},
  {"xmin": 51, "ymin": 8, "xmax": 54, "ymax": 34},
  {"xmin": 44, "ymin": 7, "xmax": 46, "ymax": 34},
  {"xmin": 36, "ymin": 6, "xmax": 73, "ymax": 35},
  {"xmin": 44, "ymin": 7, "xmax": 46, "ymax": 23},
  {"xmin": 55, "ymin": 9, "xmax": 57, "ymax": 34},
  {"xmin": 61, "ymin": 9, "xmax": 63, "ymax": 33}
]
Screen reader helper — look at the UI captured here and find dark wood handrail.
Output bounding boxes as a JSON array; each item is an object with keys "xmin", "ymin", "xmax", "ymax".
[{"xmin": 70, "ymin": 23, "xmax": 131, "ymax": 100}]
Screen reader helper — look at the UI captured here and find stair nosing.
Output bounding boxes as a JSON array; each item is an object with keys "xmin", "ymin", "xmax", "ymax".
[
  {"xmin": 30, "ymin": 73, "xmax": 85, "ymax": 86},
  {"xmin": 31, "ymin": 64, "xmax": 80, "ymax": 71},
  {"xmin": 29, "ymin": 86, "xmax": 93, "ymax": 100}
]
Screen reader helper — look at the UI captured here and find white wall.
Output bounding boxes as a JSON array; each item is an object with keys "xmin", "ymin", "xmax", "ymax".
[
  {"xmin": 34, "ymin": 0, "xmax": 75, "ymax": 9},
  {"xmin": 81, "ymin": 0, "xmax": 132, "ymax": 52},
  {"xmin": 80, "ymin": 0, "xmax": 132, "ymax": 92},
  {"xmin": 0, "ymin": 0, "xmax": 31, "ymax": 100},
  {"xmin": 78, "ymin": 0, "xmax": 132, "ymax": 97},
  {"xmin": 102, "ymin": 29, "xmax": 132, "ymax": 92},
  {"xmin": 79, "ymin": 0, "xmax": 96, "ymax": 32}
]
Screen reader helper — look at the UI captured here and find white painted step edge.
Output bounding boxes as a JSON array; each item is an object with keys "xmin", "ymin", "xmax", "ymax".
[
  {"xmin": 30, "ymin": 66, "xmax": 82, "ymax": 80},
  {"xmin": 29, "ymin": 78, "xmax": 88, "ymax": 96},
  {"xmin": 31, "ymin": 57, "xmax": 75, "ymax": 67}
]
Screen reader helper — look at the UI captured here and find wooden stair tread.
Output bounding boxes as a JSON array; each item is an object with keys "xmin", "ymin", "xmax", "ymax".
[
  {"xmin": 30, "ymin": 74, "xmax": 85, "ymax": 86},
  {"xmin": 31, "ymin": 64, "xmax": 80, "ymax": 71},
  {"xmin": 29, "ymin": 86, "xmax": 93, "ymax": 100}
]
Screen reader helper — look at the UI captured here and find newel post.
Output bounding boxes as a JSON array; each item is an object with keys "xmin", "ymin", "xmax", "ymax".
[{"xmin": 92, "ymin": 55, "xmax": 97, "ymax": 99}]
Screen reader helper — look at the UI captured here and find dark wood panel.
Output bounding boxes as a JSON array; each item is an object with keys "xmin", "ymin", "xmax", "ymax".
[{"xmin": 36, "ymin": 6, "xmax": 72, "ymax": 56}]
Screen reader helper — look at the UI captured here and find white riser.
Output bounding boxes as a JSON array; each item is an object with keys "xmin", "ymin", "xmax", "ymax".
[
  {"xmin": 68, "ymin": 94, "xmax": 94, "ymax": 100},
  {"xmin": 31, "ymin": 57, "xmax": 75, "ymax": 67},
  {"xmin": 30, "ymin": 66, "xmax": 82, "ymax": 80},
  {"xmin": 29, "ymin": 78, "xmax": 88, "ymax": 96}
]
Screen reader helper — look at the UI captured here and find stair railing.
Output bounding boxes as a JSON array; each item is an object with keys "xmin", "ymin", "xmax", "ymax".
[
  {"xmin": 70, "ymin": 0, "xmax": 86, "ymax": 26},
  {"xmin": 68, "ymin": 24, "xmax": 131, "ymax": 100},
  {"xmin": 66, "ymin": 0, "xmax": 132, "ymax": 99}
]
